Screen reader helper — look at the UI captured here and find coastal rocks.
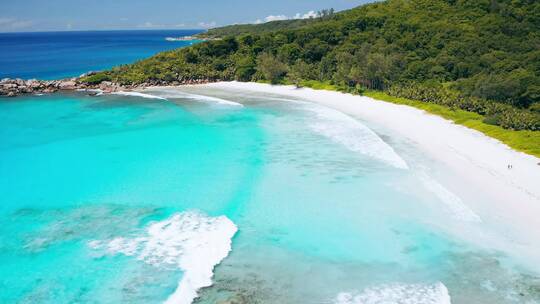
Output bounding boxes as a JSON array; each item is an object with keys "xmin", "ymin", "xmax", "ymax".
[
  {"xmin": 98, "ymin": 81, "xmax": 122, "ymax": 93},
  {"xmin": 58, "ymin": 80, "xmax": 78, "ymax": 90},
  {"xmin": 27, "ymin": 79, "xmax": 42, "ymax": 89},
  {"xmin": 0, "ymin": 78, "xmax": 56, "ymax": 97},
  {"xmin": 0, "ymin": 75, "xmax": 218, "ymax": 98},
  {"xmin": 0, "ymin": 77, "xmax": 98, "ymax": 97},
  {"xmin": 2, "ymin": 83, "xmax": 17, "ymax": 90}
]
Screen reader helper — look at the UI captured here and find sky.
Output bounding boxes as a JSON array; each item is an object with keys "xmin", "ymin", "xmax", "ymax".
[{"xmin": 0, "ymin": 0, "xmax": 372, "ymax": 33}]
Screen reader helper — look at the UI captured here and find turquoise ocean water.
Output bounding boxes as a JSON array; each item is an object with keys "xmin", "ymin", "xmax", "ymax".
[
  {"xmin": 0, "ymin": 30, "xmax": 538, "ymax": 304},
  {"xmin": 1, "ymin": 87, "xmax": 539, "ymax": 304}
]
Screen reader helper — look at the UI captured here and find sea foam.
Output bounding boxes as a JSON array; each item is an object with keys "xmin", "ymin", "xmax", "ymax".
[
  {"xmin": 112, "ymin": 91, "xmax": 168, "ymax": 100},
  {"xmin": 252, "ymin": 95, "xmax": 408, "ymax": 169},
  {"xmin": 148, "ymin": 89, "xmax": 243, "ymax": 107},
  {"xmin": 334, "ymin": 282, "xmax": 452, "ymax": 304},
  {"xmin": 306, "ymin": 104, "xmax": 409, "ymax": 169},
  {"xmin": 179, "ymin": 92, "xmax": 244, "ymax": 107},
  {"xmin": 417, "ymin": 172, "xmax": 481, "ymax": 223},
  {"xmin": 77, "ymin": 88, "xmax": 104, "ymax": 96},
  {"xmin": 88, "ymin": 211, "xmax": 238, "ymax": 304}
]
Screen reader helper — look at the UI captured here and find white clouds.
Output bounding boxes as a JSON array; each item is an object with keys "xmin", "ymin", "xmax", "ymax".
[
  {"xmin": 11, "ymin": 21, "xmax": 33, "ymax": 29},
  {"xmin": 198, "ymin": 21, "xmax": 216, "ymax": 29},
  {"xmin": 264, "ymin": 15, "xmax": 288, "ymax": 22},
  {"xmin": 254, "ymin": 10, "xmax": 319, "ymax": 24},
  {"xmin": 134, "ymin": 20, "xmax": 203, "ymax": 29},
  {"xmin": 138, "ymin": 21, "xmax": 170, "ymax": 29},
  {"xmin": 0, "ymin": 18, "xmax": 15, "ymax": 26},
  {"xmin": 254, "ymin": 15, "xmax": 288, "ymax": 24},
  {"xmin": 139, "ymin": 21, "xmax": 156, "ymax": 28},
  {"xmin": 294, "ymin": 10, "xmax": 318, "ymax": 19},
  {"xmin": 0, "ymin": 18, "xmax": 33, "ymax": 31}
]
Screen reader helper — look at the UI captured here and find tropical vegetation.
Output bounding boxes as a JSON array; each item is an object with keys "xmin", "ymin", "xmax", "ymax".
[{"xmin": 82, "ymin": 0, "xmax": 540, "ymax": 132}]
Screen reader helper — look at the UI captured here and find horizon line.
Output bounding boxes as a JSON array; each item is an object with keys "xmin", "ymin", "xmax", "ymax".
[{"xmin": 0, "ymin": 28, "xmax": 208, "ymax": 34}]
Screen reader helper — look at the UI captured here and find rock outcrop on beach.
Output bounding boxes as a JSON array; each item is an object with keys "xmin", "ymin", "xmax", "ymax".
[
  {"xmin": 0, "ymin": 75, "xmax": 216, "ymax": 97},
  {"xmin": 0, "ymin": 76, "xmax": 116, "ymax": 97}
]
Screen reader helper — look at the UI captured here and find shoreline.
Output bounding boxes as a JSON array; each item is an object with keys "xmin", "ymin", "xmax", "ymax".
[
  {"xmin": 0, "ymin": 76, "xmax": 214, "ymax": 97},
  {"xmin": 4, "ymin": 77, "xmax": 538, "ymax": 157},
  {"xmin": 203, "ymin": 81, "xmax": 540, "ymax": 192},
  {"xmin": 185, "ymin": 81, "xmax": 540, "ymax": 268}
]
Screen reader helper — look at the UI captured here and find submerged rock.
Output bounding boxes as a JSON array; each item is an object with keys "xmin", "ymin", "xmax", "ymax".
[{"xmin": 217, "ymin": 295, "xmax": 251, "ymax": 304}]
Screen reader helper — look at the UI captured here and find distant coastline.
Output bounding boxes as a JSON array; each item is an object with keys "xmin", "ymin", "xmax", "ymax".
[{"xmin": 165, "ymin": 35, "xmax": 219, "ymax": 42}]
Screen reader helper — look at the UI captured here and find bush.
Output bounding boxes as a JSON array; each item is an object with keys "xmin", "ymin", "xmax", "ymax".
[
  {"xmin": 256, "ymin": 53, "xmax": 288, "ymax": 84},
  {"xmin": 234, "ymin": 57, "xmax": 256, "ymax": 81},
  {"xmin": 287, "ymin": 60, "xmax": 317, "ymax": 86},
  {"xmin": 483, "ymin": 114, "xmax": 501, "ymax": 126},
  {"xmin": 81, "ymin": 73, "xmax": 111, "ymax": 84},
  {"xmin": 387, "ymin": 84, "xmax": 540, "ymax": 130}
]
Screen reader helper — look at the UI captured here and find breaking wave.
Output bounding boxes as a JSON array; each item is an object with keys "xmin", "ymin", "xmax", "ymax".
[
  {"xmin": 247, "ymin": 95, "xmax": 407, "ymax": 169},
  {"xmin": 334, "ymin": 282, "xmax": 452, "ymax": 304},
  {"xmin": 112, "ymin": 91, "xmax": 168, "ymax": 100},
  {"xmin": 306, "ymin": 104, "xmax": 409, "ymax": 169},
  {"xmin": 179, "ymin": 92, "xmax": 243, "ymax": 107},
  {"xmin": 417, "ymin": 172, "xmax": 481, "ymax": 223},
  {"xmin": 77, "ymin": 88, "xmax": 103, "ymax": 94},
  {"xmin": 88, "ymin": 211, "xmax": 238, "ymax": 304},
  {"xmin": 147, "ymin": 89, "xmax": 243, "ymax": 107}
]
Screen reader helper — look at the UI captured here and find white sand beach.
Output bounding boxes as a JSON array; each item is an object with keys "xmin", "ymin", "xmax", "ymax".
[{"xmin": 184, "ymin": 81, "xmax": 540, "ymax": 268}]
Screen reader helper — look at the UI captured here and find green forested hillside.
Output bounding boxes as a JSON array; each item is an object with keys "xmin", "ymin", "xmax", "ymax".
[
  {"xmin": 195, "ymin": 9, "xmax": 337, "ymax": 37},
  {"xmin": 196, "ymin": 19, "xmax": 316, "ymax": 37},
  {"xmin": 85, "ymin": 0, "xmax": 540, "ymax": 131}
]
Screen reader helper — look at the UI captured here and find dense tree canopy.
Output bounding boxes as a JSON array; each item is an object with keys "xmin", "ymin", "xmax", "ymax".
[{"xmin": 85, "ymin": 0, "xmax": 540, "ymax": 130}]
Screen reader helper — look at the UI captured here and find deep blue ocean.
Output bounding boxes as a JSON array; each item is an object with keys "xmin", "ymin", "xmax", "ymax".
[
  {"xmin": 0, "ymin": 30, "xmax": 203, "ymax": 80},
  {"xmin": 0, "ymin": 31, "xmax": 539, "ymax": 304}
]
